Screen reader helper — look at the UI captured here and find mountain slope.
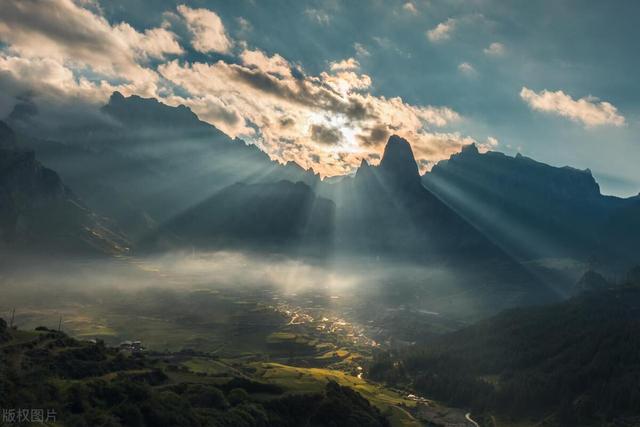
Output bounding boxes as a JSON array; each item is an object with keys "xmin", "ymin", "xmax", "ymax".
[
  {"xmin": 13, "ymin": 93, "xmax": 319, "ymax": 241},
  {"xmin": 326, "ymin": 136, "xmax": 541, "ymax": 268},
  {"xmin": 370, "ymin": 272, "xmax": 640, "ymax": 425},
  {"xmin": 0, "ymin": 122, "xmax": 129, "ymax": 254},
  {"xmin": 152, "ymin": 180, "xmax": 334, "ymax": 251},
  {"xmin": 316, "ymin": 136, "xmax": 558, "ymax": 312},
  {"xmin": 423, "ymin": 144, "xmax": 640, "ymax": 267}
]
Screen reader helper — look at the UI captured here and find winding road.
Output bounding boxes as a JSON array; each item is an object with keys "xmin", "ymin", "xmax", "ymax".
[{"xmin": 465, "ymin": 412, "xmax": 480, "ymax": 427}]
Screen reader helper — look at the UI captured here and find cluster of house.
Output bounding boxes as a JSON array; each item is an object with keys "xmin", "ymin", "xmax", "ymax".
[{"xmin": 118, "ymin": 340, "xmax": 145, "ymax": 353}]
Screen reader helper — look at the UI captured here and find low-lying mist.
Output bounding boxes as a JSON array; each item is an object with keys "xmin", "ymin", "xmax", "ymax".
[{"xmin": 0, "ymin": 250, "xmax": 541, "ymax": 350}]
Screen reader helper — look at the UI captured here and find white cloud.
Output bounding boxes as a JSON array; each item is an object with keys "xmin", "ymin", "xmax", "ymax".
[
  {"xmin": 0, "ymin": 0, "xmax": 178, "ymax": 87},
  {"xmin": 240, "ymin": 49, "xmax": 292, "ymax": 78},
  {"xmin": 158, "ymin": 50, "xmax": 472, "ymax": 175},
  {"xmin": 458, "ymin": 62, "xmax": 476, "ymax": 76},
  {"xmin": 177, "ymin": 4, "xmax": 232, "ymax": 54},
  {"xmin": 354, "ymin": 43, "xmax": 371, "ymax": 57},
  {"xmin": 427, "ymin": 18, "xmax": 456, "ymax": 42},
  {"xmin": 0, "ymin": 0, "xmax": 490, "ymax": 177},
  {"xmin": 236, "ymin": 17, "xmax": 252, "ymax": 34},
  {"xmin": 304, "ymin": 8, "xmax": 330, "ymax": 25},
  {"xmin": 330, "ymin": 58, "xmax": 360, "ymax": 71},
  {"xmin": 485, "ymin": 136, "xmax": 499, "ymax": 147},
  {"xmin": 114, "ymin": 24, "xmax": 183, "ymax": 60},
  {"xmin": 484, "ymin": 42, "xmax": 505, "ymax": 56},
  {"xmin": 520, "ymin": 87, "xmax": 625, "ymax": 128},
  {"xmin": 402, "ymin": 2, "xmax": 418, "ymax": 14}
]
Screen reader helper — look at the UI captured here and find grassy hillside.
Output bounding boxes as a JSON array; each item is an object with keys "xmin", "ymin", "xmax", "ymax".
[
  {"xmin": 0, "ymin": 319, "xmax": 412, "ymax": 427},
  {"xmin": 369, "ymin": 284, "xmax": 640, "ymax": 426}
]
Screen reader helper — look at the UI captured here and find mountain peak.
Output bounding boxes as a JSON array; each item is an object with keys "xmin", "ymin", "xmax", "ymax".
[
  {"xmin": 102, "ymin": 91, "xmax": 202, "ymax": 129},
  {"xmin": 109, "ymin": 91, "xmax": 125, "ymax": 103},
  {"xmin": 461, "ymin": 143, "xmax": 479, "ymax": 155},
  {"xmin": 378, "ymin": 135, "xmax": 420, "ymax": 184}
]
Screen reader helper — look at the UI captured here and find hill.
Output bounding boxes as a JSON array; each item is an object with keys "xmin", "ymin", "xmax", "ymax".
[
  {"xmin": 368, "ymin": 271, "xmax": 640, "ymax": 426},
  {"xmin": 0, "ymin": 320, "xmax": 392, "ymax": 427}
]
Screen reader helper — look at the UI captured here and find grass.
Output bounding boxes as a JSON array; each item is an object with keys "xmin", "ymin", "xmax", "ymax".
[
  {"xmin": 266, "ymin": 331, "xmax": 297, "ymax": 342},
  {"xmin": 250, "ymin": 362, "xmax": 421, "ymax": 427},
  {"xmin": 181, "ymin": 358, "xmax": 238, "ymax": 376}
]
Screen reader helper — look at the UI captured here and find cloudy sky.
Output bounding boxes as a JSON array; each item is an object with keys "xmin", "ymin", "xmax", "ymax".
[{"xmin": 1, "ymin": 0, "xmax": 639, "ymax": 195}]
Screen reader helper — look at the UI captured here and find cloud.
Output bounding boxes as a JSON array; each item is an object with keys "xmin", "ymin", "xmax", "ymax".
[
  {"xmin": 236, "ymin": 17, "xmax": 252, "ymax": 34},
  {"xmin": 310, "ymin": 124, "xmax": 342, "ymax": 145},
  {"xmin": 0, "ymin": 0, "xmax": 178, "ymax": 87},
  {"xmin": 330, "ymin": 58, "xmax": 360, "ymax": 71},
  {"xmin": 304, "ymin": 8, "xmax": 330, "ymax": 25},
  {"xmin": 114, "ymin": 24, "xmax": 183, "ymax": 60},
  {"xmin": 402, "ymin": 2, "xmax": 418, "ymax": 14},
  {"xmin": 354, "ymin": 43, "xmax": 371, "ymax": 57},
  {"xmin": 0, "ymin": 55, "xmax": 113, "ymax": 103},
  {"xmin": 0, "ymin": 0, "xmax": 489, "ymax": 177},
  {"xmin": 321, "ymin": 71, "xmax": 372, "ymax": 95},
  {"xmin": 0, "ymin": 0, "xmax": 187, "ymax": 117},
  {"xmin": 157, "ymin": 46, "xmax": 471, "ymax": 176},
  {"xmin": 520, "ymin": 87, "xmax": 625, "ymax": 128},
  {"xmin": 240, "ymin": 49, "xmax": 292, "ymax": 78},
  {"xmin": 427, "ymin": 18, "xmax": 456, "ymax": 42},
  {"xmin": 458, "ymin": 62, "xmax": 476, "ymax": 76},
  {"xmin": 177, "ymin": 4, "xmax": 232, "ymax": 54},
  {"xmin": 484, "ymin": 42, "xmax": 505, "ymax": 56},
  {"xmin": 485, "ymin": 136, "xmax": 499, "ymax": 147}
]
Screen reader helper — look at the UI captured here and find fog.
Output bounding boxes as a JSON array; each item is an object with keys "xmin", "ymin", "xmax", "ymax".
[{"xmin": 0, "ymin": 249, "xmax": 550, "ymax": 351}]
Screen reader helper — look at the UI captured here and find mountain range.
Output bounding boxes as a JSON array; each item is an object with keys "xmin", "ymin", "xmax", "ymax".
[
  {"xmin": 2, "ymin": 92, "xmax": 639, "ymax": 290},
  {"xmin": 12, "ymin": 92, "xmax": 318, "ymax": 241},
  {"xmin": 423, "ymin": 143, "xmax": 640, "ymax": 268}
]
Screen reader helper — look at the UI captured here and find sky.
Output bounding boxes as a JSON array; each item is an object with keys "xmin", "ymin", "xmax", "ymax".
[{"xmin": 0, "ymin": 0, "xmax": 639, "ymax": 196}]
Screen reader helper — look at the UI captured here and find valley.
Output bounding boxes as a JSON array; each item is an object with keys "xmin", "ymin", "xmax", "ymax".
[{"xmin": 1, "ymin": 254, "xmax": 484, "ymax": 427}]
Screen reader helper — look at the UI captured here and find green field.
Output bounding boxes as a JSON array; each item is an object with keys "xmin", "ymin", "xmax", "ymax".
[{"xmin": 249, "ymin": 362, "xmax": 422, "ymax": 427}]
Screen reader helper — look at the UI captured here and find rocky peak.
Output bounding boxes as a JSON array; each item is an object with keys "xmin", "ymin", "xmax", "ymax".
[
  {"xmin": 460, "ymin": 143, "xmax": 479, "ymax": 156},
  {"xmin": 378, "ymin": 135, "xmax": 420, "ymax": 185}
]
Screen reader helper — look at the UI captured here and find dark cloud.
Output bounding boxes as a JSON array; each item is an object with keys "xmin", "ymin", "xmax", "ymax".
[
  {"xmin": 310, "ymin": 124, "xmax": 342, "ymax": 145},
  {"xmin": 358, "ymin": 124, "xmax": 389, "ymax": 146},
  {"xmin": 226, "ymin": 63, "xmax": 374, "ymax": 124},
  {"xmin": 279, "ymin": 116, "xmax": 295, "ymax": 128}
]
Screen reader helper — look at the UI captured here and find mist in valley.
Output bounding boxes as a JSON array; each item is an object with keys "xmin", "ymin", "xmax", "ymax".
[{"xmin": 1, "ymin": 250, "xmax": 528, "ymax": 352}]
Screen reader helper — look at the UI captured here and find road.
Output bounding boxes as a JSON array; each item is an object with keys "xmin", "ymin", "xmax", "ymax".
[{"xmin": 465, "ymin": 412, "xmax": 480, "ymax": 427}]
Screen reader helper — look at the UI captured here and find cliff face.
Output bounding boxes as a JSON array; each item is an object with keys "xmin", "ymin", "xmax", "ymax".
[{"xmin": 0, "ymin": 123, "xmax": 129, "ymax": 254}]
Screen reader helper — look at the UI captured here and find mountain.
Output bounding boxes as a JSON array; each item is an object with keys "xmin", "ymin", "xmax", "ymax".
[
  {"xmin": 369, "ymin": 271, "xmax": 640, "ymax": 426},
  {"xmin": 0, "ymin": 122, "xmax": 129, "ymax": 254},
  {"xmin": 423, "ymin": 144, "xmax": 640, "ymax": 268},
  {"xmin": 327, "ymin": 136, "xmax": 533, "ymax": 261},
  {"xmin": 573, "ymin": 269, "xmax": 610, "ymax": 295},
  {"xmin": 151, "ymin": 180, "xmax": 334, "ymax": 251},
  {"xmin": 316, "ymin": 135, "xmax": 557, "ymax": 309},
  {"xmin": 12, "ymin": 93, "xmax": 319, "ymax": 241}
]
